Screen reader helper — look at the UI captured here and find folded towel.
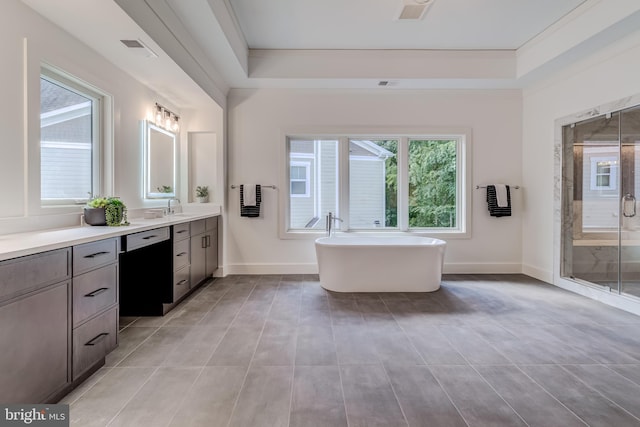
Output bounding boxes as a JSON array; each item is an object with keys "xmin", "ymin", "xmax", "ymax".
[
  {"xmin": 244, "ymin": 184, "xmax": 257, "ymax": 206},
  {"xmin": 495, "ymin": 184, "xmax": 509, "ymax": 208},
  {"xmin": 487, "ymin": 185, "xmax": 511, "ymax": 217},
  {"xmin": 240, "ymin": 184, "xmax": 261, "ymax": 218}
]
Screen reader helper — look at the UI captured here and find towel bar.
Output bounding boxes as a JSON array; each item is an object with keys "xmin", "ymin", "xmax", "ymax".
[
  {"xmin": 230, "ymin": 184, "xmax": 276, "ymax": 189},
  {"xmin": 475, "ymin": 185, "xmax": 520, "ymax": 190}
]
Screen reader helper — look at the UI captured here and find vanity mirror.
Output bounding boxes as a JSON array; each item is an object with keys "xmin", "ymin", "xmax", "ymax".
[{"xmin": 143, "ymin": 120, "xmax": 177, "ymax": 199}]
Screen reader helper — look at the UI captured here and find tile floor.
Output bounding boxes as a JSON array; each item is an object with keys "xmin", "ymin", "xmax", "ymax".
[{"xmin": 61, "ymin": 274, "xmax": 640, "ymax": 427}]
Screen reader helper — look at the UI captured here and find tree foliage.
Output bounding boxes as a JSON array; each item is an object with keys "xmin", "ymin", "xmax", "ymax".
[{"xmin": 381, "ymin": 140, "xmax": 456, "ymax": 228}]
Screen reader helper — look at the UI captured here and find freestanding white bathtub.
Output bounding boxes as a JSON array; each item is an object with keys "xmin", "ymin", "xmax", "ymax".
[{"xmin": 315, "ymin": 235, "xmax": 446, "ymax": 292}]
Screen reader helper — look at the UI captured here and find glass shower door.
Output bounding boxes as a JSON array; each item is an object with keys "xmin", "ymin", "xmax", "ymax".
[
  {"xmin": 620, "ymin": 105, "xmax": 640, "ymax": 298},
  {"xmin": 561, "ymin": 113, "xmax": 621, "ymax": 290}
]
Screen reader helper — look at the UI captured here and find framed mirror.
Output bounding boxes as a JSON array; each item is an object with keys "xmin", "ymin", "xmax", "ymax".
[{"xmin": 143, "ymin": 120, "xmax": 177, "ymax": 199}]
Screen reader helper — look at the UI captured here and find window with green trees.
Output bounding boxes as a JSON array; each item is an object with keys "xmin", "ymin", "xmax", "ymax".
[{"xmin": 286, "ymin": 134, "xmax": 465, "ymax": 233}]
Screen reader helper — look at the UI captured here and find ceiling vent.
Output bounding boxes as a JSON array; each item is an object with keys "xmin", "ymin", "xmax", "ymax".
[
  {"xmin": 397, "ymin": 0, "xmax": 434, "ymax": 20},
  {"xmin": 120, "ymin": 39, "xmax": 158, "ymax": 58}
]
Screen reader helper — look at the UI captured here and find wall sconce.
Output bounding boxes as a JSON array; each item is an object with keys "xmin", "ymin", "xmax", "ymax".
[{"xmin": 153, "ymin": 103, "xmax": 180, "ymax": 132}]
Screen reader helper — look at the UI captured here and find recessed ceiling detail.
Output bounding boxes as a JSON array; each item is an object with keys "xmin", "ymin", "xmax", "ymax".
[
  {"xmin": 397, "ymin": 0, "xmax": 434, "ymax": 20},
  {"xmin": 120, "ymin": 39, "xmax": 157, "ymax": 58}
]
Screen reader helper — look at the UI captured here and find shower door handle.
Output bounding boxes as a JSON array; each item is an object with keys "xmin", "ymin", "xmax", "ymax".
[{"xmin": 623, "ymin": 194, "xmax": 636, "ymax": 217}]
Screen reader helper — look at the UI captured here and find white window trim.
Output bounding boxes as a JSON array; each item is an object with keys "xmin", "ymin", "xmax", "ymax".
[
  {"xmin": 279, "ymin": 128, "xmax": 471, "ymax": 240},
  {"xmin": 35, "ymin": 64, "xmax": 113, "ymax": 211},
  {"xmin": 290, "ymin": 161, "xmax": 311, "ymax": 198}
]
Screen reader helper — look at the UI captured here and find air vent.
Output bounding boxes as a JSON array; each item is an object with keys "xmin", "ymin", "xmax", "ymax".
[
  {"xmin": 397, "ymin": 0, "xmax": 434, "ymax": 20},
  {"xmin": 120, "ymin": 39, "xmax": 158, "ymax": 58}
]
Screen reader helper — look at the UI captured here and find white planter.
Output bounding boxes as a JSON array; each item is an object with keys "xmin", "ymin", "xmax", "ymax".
[{"xmin": 196, "ymin": 196, "xmax": 209, "ymax": 203}]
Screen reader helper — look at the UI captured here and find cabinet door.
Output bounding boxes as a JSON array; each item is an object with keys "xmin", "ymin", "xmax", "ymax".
[
  {"xmin": 190, "ymin": 233, "xmax": 207, "ymax": 287},
  {"xmin": 205, "ymin": 230, "xmax": 218, "ymax": 277},
  {"xmin": 0, "ymin": 282, "xmax": 70, "ymax": 403}
]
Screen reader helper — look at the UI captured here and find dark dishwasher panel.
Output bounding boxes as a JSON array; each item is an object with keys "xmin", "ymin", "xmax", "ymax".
[{"xmin": 119, "ymin": 238, "xmax": 172, "ymax": 316}]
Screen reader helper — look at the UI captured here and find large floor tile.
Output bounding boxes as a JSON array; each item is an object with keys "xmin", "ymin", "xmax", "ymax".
[
  {"xmin": 290, "ymin": 366, "xmax": 348, "ymax": 427},
  {"xmin": 168, "ymin": 366, "xmax": 247, "ymax": 427},
  {"xmin": 430, "ymin": 365, "xmax": 527, "ymax": 427},
  {"xmin": 520, "ymin": 364, "xmax": 640, "ymax": 427},
  {"xmin": 228, "ymin": 365, "xmax": 293, "ymax": 427},
  {"xmin": 107, "ymin": 367, "xmax": 200, "ymax": 427},
  {"xmin": 340, "ymin": 364, "xmax": 408, "ymax": 427}
]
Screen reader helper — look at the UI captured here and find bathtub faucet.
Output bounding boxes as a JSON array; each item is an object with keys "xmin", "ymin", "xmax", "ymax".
[{"xmin": 326, "ymin": 212, "xmax": 343, "ymax": 237}]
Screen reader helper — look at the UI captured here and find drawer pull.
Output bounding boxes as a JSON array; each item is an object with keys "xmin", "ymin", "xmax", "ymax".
[
  {"xmin": 176, "ymin": 252, "xmax": 188, "ymax": 257},
  {"xmin": 176, "ymin": 279, "xmax": 188, "ymax": 286},
  {"xmin": 142, "ymin": 235, "xmax": 157, "ymax": 240},
  {"xmin": 85, "ymin": 332, "xmax": 109, "ymax": 346},
  {"xmin": 85, "ymin": 287, "xmax": 109, "ymax": 297},
  {"xmin": 84, "ymin": 251, "xmax": 110, "ymax": 259},
  {"xmin": 176, "ymin": 230, "xmax": 188, "ymax": 234}
]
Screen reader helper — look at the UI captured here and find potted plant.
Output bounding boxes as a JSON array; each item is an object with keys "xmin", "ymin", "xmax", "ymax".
[
  {"xmin": 84, "ymin": 196, "xmax": 129, "ymax": 226},
  {"xmin": 195, "ymin": 186, "xmax": 209, "ymax": 203}
]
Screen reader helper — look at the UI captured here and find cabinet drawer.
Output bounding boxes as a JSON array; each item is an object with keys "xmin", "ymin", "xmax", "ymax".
[
  {"xmin": 73, "ymin": 238, "xmax": 119, "ymax": 275},
  {"xmin": 173, "ymin": 266, "xmax": 190, "ymax": 302},
  {"xmin": 205, "ymin": 216, "xmax": 218, "ymax": 231},
  {"xmin": 173, "ymin": 239, "xmax": 190, "ymax": 271},
  {"xmin": 172, "ymin": 222, "xmax": 190, "ymax": 241},
  {"xmin": 0, "ymin": 248, "xmax": 70, "ymax": 302},
  {"xmin": 126, "ymin": 227, "xmax": 169, "ymax": 251},
  {"xmin": 190, "ymin": 219, "xmax": 206, "ymax": 236},
  {"xmin": 73, "ymin": 307, "xmax": 117, "ymax": 379},
  {"xmin": 73, "ymin": 264, "xmax": 118, "ymax": 327}
]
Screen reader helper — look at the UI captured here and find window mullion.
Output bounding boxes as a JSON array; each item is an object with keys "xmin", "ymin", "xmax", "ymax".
[
  {"xmin": 339, "ymin": 136, "xmax": 350, "ymax": 231},
  {"xmin": 398, "ymin": 136, "xmax": 409, "ymax": 231}
]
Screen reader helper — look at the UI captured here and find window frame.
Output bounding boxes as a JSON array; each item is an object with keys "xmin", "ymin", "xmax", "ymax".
[
  {"xmin": 39, "ymin": 65, "xmax": 105, "ymax": 207},
  {"xmin": 280, "ymin": 129, "xmax": 471, "ymax": 239}
]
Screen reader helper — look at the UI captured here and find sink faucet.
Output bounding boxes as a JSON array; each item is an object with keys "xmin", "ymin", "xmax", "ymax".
[
  {"xmin": 326, "ymin": 212, "xmax": 343, "ymax": 237},
  {"xmin": 167, "ymin": 198, "xmax": 181, "ymax": 215}
]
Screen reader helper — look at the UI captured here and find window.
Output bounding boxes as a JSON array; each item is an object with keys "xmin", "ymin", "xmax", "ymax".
[
  {"xmin": 408, "ymin": 139, "xmax": 457, "ymax": 228},
  {"xmin": 349, "ymin": 139, "xmax": 397, "ymax": 229},
  {"xmin": 40, "ymin": 68, "xmax": 102, "ymax": 204},
  {"xmin": 590, "ymin": 156, "xmax": 617, "ymax": 190},
  {"xmin": 285, "ymin": 133, "xmax": 467, "ymax": 235},
  {"xmin": 290, "ymin": 162, "xmax": 310, "ymax": 197},
  {"xmin": 288, "ymin": 139, "xmax": 339, "ymax": 230}
]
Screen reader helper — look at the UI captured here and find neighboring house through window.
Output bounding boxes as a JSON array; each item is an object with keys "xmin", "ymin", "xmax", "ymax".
[
  {"xmin": 40, "ymin": 67, "xmax": 103, "ymax": 204},
  {"xmin": 284, "ymin": 133, "xmax": 468, "ymax": 236}
]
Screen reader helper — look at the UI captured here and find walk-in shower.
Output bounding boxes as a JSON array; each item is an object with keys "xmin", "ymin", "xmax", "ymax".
[{"xmin": 561, "ymin": 103, "xmax": 640, "ymax": 300}]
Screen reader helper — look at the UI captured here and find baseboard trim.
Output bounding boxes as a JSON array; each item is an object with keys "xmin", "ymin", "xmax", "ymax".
[
  {"xmin": 226, "ymin": 263, "xmax": 319, "ymax": 275},
  {"xmin": 521, "ymin": 264, "xmax": 553, "ymax": 284},
  {"xmin": 443, "ymin": 263, "xmax": 522, "ymax": 274},
  {"xmin": 226, "ymin": 262, "xmax": 522, "ymax": 275}
]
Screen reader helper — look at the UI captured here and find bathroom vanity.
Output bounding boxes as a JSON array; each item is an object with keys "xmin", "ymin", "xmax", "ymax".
[{"xmin": 0, "ymin": 209, "xmax": 220, "ymax": 403}]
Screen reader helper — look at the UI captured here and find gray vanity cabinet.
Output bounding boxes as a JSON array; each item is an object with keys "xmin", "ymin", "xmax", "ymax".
[
  {"xmin": 172, "ymin": 222, "xmax": 191, "ymax": 302},
  {"xmin": 205, "ymin": 217, "xmax": 219, "ymax": 277},
  {"xmin": 71, "ymin": 238, "xmax": 119, "ymax": 380},
  {"xmin": 190, "ymin": 217, "xmax": 218, "ymax": 288},
  {"xmin": 190, "ymin": 219, "xmax": 207, "ymax": 287},
  {"xmin": 0, "ymin": 248, "xmax": 71, "ymax": 403}
]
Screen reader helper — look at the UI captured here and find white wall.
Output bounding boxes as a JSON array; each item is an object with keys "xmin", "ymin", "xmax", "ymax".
[
  {"xmin": 522, "ymin": 29, "xmax": 640, "ymax": 283},
  {"xmin": 227, "ymin": 88, "xmax": 522, "ymax": 274},
  {"xmin": 0, "ymin": 0, "xmax": 221, "ymax": 235}
]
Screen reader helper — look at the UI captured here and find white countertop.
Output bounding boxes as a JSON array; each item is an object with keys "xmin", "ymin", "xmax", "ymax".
[{"xmin": 0, "ymin": 207, "xmax": 221, "ymax": 262}]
